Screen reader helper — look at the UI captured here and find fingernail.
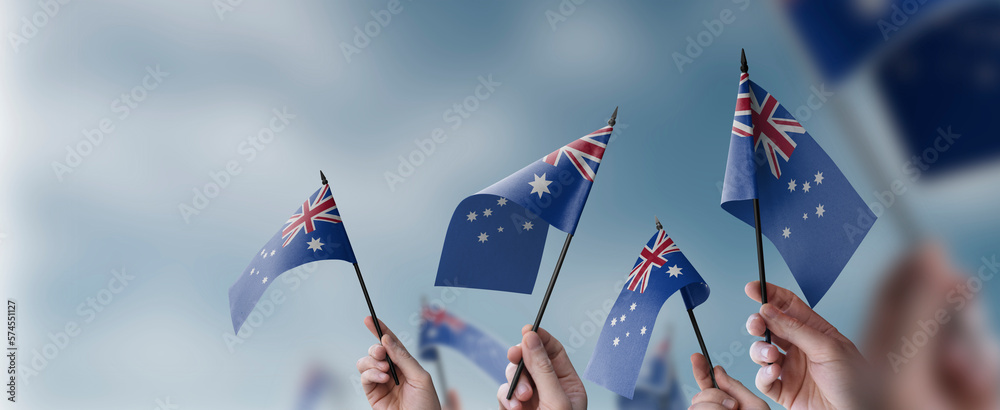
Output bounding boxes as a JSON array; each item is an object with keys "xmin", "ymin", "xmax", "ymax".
[
  {"xmin": 758, "ymin": 344, "xmax": 772, "ymax": 358},
  {"xmin": 516, "ymin": 382, "xmax": 528, "ymax": 396},
  {"xmin": 766, "ymin": 365, "xmax": 775, "ymax": 376},
  {"xmin": 525, "ymin": 332, "xmax": 542, "ymax": 350},
  {"xmin": 746, "ymin": 315, "xmax": 756, "ymax": 328},
  {"xmin": 723, "ymin": 398, "xmax": 737, "ymax": 409}
]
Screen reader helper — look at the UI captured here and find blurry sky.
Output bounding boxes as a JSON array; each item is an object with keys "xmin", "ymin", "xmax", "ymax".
[{"xmin": 2, "ymin": 1, "xmax": 998, "ymax": 409}]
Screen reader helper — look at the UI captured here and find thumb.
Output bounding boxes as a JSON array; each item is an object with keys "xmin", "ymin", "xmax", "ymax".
[
  {"xmin": 760, "ymin": 304, "xmax": 838, "ymax": 360},
  {"xmin": 521, "ymin": 331, "xmax": 568, "ymax": 405}
]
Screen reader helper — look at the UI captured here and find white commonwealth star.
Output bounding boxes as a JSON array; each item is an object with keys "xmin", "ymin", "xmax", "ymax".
[
  {"xmin": 270, "ymin": 250, "xmax": 275, "ymax": 256},
  {"xmin": 497, "ymin": 226, "xmax": 504, "ymax": 233},
  {"xmin": 497, "ymin": 197, "xmax": 508, "ymax": 206},
  {"xmin": 630, "ymin": 303, "xmax": 636, "ymax": 311},
  {"xmin": 477, "ymin": 232, "xmax": 489, "ymax": 243},
  {"xmin": 528, "ymin": 173, "xmax": 553, "ymax": 198},
  {"xmin": 307, "ymin": 237, "xmax": 324, "ymax": 251},
  {"xmin": 667, "ymin": 265, "xmax": 683, "ymax": 278},
  {"xmin": 814, "ymin": 171, "xmax": 825, "ymax": 185},
  {"xmin": 640, "ymin": 326, "xmax": 647, "ymax": 335},
  {"xmin": 262, "ymin": 277, "xmax": 268, "ymax": 284},
  {"xmin": 611, "ymin": 318, "xmax": 617, "ymax": 326},
  {"xmin": 466, "ymin": 211, "xmax": 477, "ymax": 222},
  {"xmin": 803, "ymin": 213, "xmax": 809, "ymax": 220},
  {"xmin": 483, "ymin": 208, "xmax": 492, "ymax": 217},
  {"xmin": 613, "ymin": 337, "xmax": 620, "ymax": 346},
  {"xmin": 620, "ymin": 314, "xmax": 626, "ymax": 322},
  {"xmin": 816, "ymin": 204, "xmax": 826, "ymax": 217},
  {"xmin": 260, "ymin": 249, "xmax": 265, "ymax": 256},
  {"xmin": 787, "ymin": 179, "xmax": 797, "ymax": 192},
  {"xmin": 782, "ymin": 227, "xmax": 791, "ymax": 238},
  {"xmin": 249, "ymin": 268, "xmax": 255, "ymax": 275},
  {"xmin": 802, "ymin": 181, "xmax": 811, "ymax": 192},
  {"xmin": 522, "ymin": 221, "xmax": 534, "ymax": 231}
]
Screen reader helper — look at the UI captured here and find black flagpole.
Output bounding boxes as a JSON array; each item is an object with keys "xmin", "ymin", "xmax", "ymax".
[
  {"xmin": 322, "ymin": 170, "xmax": 399, "ymax": 385},
  {"xmin": 655, "ymin": 216, "xmax": 717, "ymax": 389},
  {"xmin": 505, "ymin": 107, "xmax": 617, "ymax": 400},
  {"xmin": 742, "ymin": 50, "xmax": 772, "ymax": 344}
]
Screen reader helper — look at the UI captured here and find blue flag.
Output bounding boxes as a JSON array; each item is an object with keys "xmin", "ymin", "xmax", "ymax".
[
  {"xmin": 617, "ymin": 340, "xmax": 688, "ymax": 410},
  {"xmin": 722, "ymin": 72, "xmax": 876, "ymax": 307},
  {"xmin": 228, "ymin": 183, "xmax": 357, "ymax": 333},
  {"xmin": 584, "ymin": 229, "xmax": 710, "ymax": 399},
  {"xmin": 418, "ymin": 305, "xmax": 509, "ymax": 384},
  {"xmin": 435, "ymin": 124, "xmax": 613, "ymax": 293}
]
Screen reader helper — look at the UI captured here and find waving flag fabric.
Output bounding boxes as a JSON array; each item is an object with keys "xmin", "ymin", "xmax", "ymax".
[
  {"xmin": 435, "ymin": 123, "xmax": 613, "ymax": 293},
  {"xmin": 418, "ymin": 306, "xmax": 508, "ymax": 383},
  {"xmin": 617, "ymin": 340, "xmax": 688, "ymax": 410},
  {"xmin": 228, "ymin": 184, "xmax": 357, "ymax": 333},
  {"xmin": 722, "ymin": 72, "xmax": 876, "ymax": 307},
  {"xmin": 584, "ymin": 229, "xmax": 709, "ymax": 399}
]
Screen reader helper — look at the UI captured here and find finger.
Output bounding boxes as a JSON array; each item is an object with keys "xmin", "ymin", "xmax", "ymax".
[
  {"xmin": 507, "ymin": 344, "xmax": 522, "ymax": 364},
  {"xmin": 759, "ymin": 304, "xmax": 840, "ymax": 360},
  {"xmin": 368, "ymin": 343, "xmax": 387, "ymax": 361},
  {"xmin": 518, "ymin": 326, "xmax": 577, "ymax": 381},
  {"xmin": 360, "ymin": 368, "xmax": 390, "ymax": 387},
  {"xmin": 496, "ymin": 383, "xmax": 522, "ymax": 410},
  {"xmin": 745, "ymin": 314, "xmax": 793, "ymax": 351},
  {"xmin": 754, "ymin": 363, "xmax": 783, "ymax": 401},
  {"xmin": 520, "ymin": 331, "xmax": 569, "ymax": 406},
  {"xmin": 745, "ymin": 281, "xmax": 836, "ymax": 333},
  {"xmin": 690, "ymin": 353, "xmax": 716, "ymax": 391},
  {"xmin": 749, "ymin": 341, "xmax": 784, "ymax": 366},
  {"xmin": 356, "ymin": 354, "xmax": 389, "ymax": 374},
  {"xmin": 504, "ymin": 361, "xmax": 534, "ymax": 402},
  {"xmin": 714, "ymin": 366, "xmax": 768, "ymax": 408},
  {"xmin": 691, "ymin": 388, "xmax": 738, "ymax": 410},
  {"xmin": 379, "ymin": 332, "xmax": 426, "ymax": 378}
]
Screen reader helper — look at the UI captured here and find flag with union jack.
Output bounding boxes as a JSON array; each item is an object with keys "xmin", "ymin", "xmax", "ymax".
[
  {"xmin": 435, "ymin": 116, "xmax": 613, "ymax": 293},
  {"xmin": 228, "ymin": 182, "xmax": 357, "ymax": 333},
  {"xmin": 584, "ymin": 227, "xmax": 709, "ymax": 399},
  {"xmin": 721, "ymin": 70, "xmax": 876, "ymax": 306},
  {"xmin": 418, "ymin": 305, "xmax": 509, "ymax": 383}
]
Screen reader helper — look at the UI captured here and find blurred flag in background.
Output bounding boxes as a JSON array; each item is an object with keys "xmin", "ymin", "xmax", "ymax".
[{"xmin": 418, "ymin": 305, "xmax": 509, "ymax": 384}]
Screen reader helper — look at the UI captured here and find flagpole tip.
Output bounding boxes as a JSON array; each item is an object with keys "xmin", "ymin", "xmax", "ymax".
[
  {"xmin": 608, "ymin": 106, "xmax": 618, "ymax": 127},
  {"xmin": 654, "ymin": 216, "xmax": 663, "ymax": 231},
  {"xmin": 740, "ymin": 49, "xmax": 748, "ymax": 73},
  {"xmin": 319, "ymin": 170, "xmax": 328, "ymax": 185}
]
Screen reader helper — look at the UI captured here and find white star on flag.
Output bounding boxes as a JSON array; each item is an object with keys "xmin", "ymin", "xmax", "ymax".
[
  {"xmin": 640, "ymin": 326, "xmax": 647, "ymax": 335},
  {"xmin": 483, "ymin": 208, "xmax": 492, "ymax": 217},
  {"xmin": 629, "ymin": 303, "xmax": 636, "ymax": 311},
  {"xmin": 667, "ymin": 265, "xmax": 683, "ymax": 277},
  {"xmin": 522, "ymin": 221, "xmax": 533, "ymax": 231},
  {"xmin": 466, "ymin": 211, "xmax": 478, "ymax": 222},
  {"xmin": 626, "ymin": 332, "xmax": 630, "ymax": 337},
  {"xmin": 262, "ymin": 277, "xmax": 268, "ymax": 284},
  {"xmin": 803, "ymin": 213, "xmax": 808, "ymax": 220},
  {"xmin": 270, "ymin": 250, "xmax": 275, "ymax": 256},
  {"xmin": 497, "ymin": 226, "xmax": 504, "ymax": 233},
  {"xmin": 816, "ymin": 204, "xmax": 826, "ymax": 217},
  {"xmin": 307, "ymin": 237, "xmax": 324, "ymax": 251},
  {"xmin": 787, "ymin": 179, "xmax": 797, "ymax": 192},
  {"xmin": 477, "ymin": 232, "xmax": 489, "ymax": 243},
  {"xmin": 497, "ymin": 197, "xmax": 508, "ymax": 206},
  {"xmin": 613, "ymin": 337, "xmax": 620, "ymax": 346},
  {"xmin": 528, "ymin": 173, "xmax": 552, "ymax": 198},
  {"xmin": 803, "ymin": 181, "xmax": 811, "ymax": 192},
  {"xmin": 611, "ymin": 318, "xmax": 617, "ymax": 326},
  {"xmin": 782, "ymin": 227, "xmax": 791, "ymax": 238},
  {"xmin": 814, "ymin": 171, "xmax": 824, "ymax": 184},
  {"xmin": 620, "ymin": 314, "xmax": 626, "ymax": 322}
]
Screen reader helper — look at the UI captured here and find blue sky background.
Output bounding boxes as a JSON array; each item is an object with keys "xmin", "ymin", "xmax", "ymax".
[{"xmin": 2, "ymin": 1, "xmax": 998, "ymax": 409}]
